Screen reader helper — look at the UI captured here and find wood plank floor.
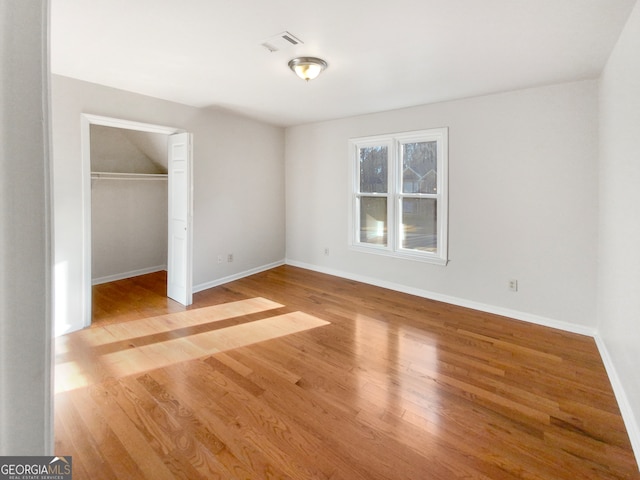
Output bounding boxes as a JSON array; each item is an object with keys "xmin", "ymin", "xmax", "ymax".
[{"xmin": 55, "ymin": 266, "xmax": 640, "ymax": 479}]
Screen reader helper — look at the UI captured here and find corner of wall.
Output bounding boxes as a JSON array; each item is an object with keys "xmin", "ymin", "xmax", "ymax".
[{"xmin": 594, "ymin": 335, "xmax": 640, "ymax": 465}]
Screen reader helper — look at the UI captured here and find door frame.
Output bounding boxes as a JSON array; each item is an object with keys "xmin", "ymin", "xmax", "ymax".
[{"xmin": 80, "ymin": 114, "xmax": 191, "ymax": 327}]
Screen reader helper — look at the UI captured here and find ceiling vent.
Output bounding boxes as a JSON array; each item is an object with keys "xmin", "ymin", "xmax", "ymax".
[{"xmin": 261, "ymin": 31, "xmax": 303, "ymax": 52}]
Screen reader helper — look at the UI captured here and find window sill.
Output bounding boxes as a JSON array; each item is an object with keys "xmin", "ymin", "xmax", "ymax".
[{"xmin": 349, "ymin": 244, "xmax": 448, "ymax": 266}]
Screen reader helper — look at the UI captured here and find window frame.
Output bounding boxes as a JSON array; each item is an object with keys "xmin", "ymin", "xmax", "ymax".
[{"xmin": 349, "ymin": 128, "xmax": 449, "ymax": 265}]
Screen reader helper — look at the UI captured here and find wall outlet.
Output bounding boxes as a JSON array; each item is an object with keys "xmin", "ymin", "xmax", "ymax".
[
  {"xmin": 324, "ymin": 248, "xmax": 330, "ymax": 256},
  {"xmin": 509, "ymin": 279, "xmax": 518, "ymax": 292},
  {"xmin": 217, "ymin": 255, "xmax": 223, "ymax": 264},
  {"xmin": 227, "ymin": 254, "xmax": 233, "ymax": 263}
]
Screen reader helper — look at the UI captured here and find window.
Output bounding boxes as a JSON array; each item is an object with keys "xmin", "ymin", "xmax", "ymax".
[{"xmin": 349, "ymin": 128, "xmax": 448, "ymax": 265}]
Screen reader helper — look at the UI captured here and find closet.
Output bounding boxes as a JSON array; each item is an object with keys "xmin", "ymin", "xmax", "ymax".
[{"xmin": 90, "ymin": 125, "xmax": 169, "ymax": 285}]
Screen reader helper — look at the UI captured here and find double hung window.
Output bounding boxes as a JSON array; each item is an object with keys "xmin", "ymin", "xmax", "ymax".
[{"xmin": 349, "ymin": 128, "xmax": 448, "ymax": 265}]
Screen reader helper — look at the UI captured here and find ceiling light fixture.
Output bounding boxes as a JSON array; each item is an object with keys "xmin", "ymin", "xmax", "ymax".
[{"xmin": 288, "ymin": 57, "xmax": 328, "ymax": 81}]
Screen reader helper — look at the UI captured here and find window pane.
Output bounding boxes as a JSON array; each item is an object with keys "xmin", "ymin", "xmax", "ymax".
[
  {"xmin": 401, "ymin": 198, "xmax": 437, "ymax": 251},
  {"xmin": 359, "ymin": 197, "xmax": 387, "ymax": 246},
  {"xmin": 360, "ymin": 146, "xmax": 388, "ymax": 193},
  {"xmin": 402, "ymin": 141, "xmax": 437, "ymax": 194}
]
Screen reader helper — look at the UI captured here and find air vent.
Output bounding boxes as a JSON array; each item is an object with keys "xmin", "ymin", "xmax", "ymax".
[{"xmin": 261, "ymin": 31, "xmax": 303, "ymax": 52}]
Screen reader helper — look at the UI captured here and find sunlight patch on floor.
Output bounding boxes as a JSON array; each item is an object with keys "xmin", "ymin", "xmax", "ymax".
[
  {"xmin": 58, "ymin": 297, "xmax": 284, "ymax": 349},
  {"xmin": 55, "ymin": 307, "xmax": 329, "ymax": 393}
]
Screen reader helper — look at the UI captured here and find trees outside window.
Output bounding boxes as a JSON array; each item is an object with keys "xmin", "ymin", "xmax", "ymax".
[{"xmin": 349, "ymin": 128, "xmax": 448, "ymax": 265}]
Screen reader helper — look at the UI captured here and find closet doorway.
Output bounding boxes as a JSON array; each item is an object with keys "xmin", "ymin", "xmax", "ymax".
[{"xmin": 80, "ymin": 114, "xmax": 193, "ymax": 327}]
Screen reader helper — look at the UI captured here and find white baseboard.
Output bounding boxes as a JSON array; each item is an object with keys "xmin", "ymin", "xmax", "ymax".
[
  {"xmin": 92, "ymin": 265, "xmax": 167, "ymax": 285},
  {"xmin": 284, "ymin": 260, "xmax": 597, "ymax": 337},
  {"xmin": 191, "ymin": 259, "xmax": 639, "ymax": 470},
  {"xmin": 286, "ymin": 260, "xmax": 640, "ymax": 469},
  {"xmin": 192, "ymin": 260, "xmax": 285, "ymax": 293},
  {"xmin": 594, "ymin": 335, "xmax": 640, "ymax": 468}
]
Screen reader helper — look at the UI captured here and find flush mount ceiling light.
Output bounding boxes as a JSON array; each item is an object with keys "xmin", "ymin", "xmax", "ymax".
[{"xmin": 288, "ymin": 57, "xmax": 328, "ymax": 81}]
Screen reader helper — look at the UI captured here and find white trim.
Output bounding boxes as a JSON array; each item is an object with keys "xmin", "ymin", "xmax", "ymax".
[
  {"xmin": 349, "ymin": 128, "xmax": 449, "ymax": 265},
  {"xmin": 347, "ymin": 243, "xmax": 448, "ymax": 265},
  {"xmin": 349, "ymin": 137, "xmax": 393, "ymax": 254},
  {"xmin": 193, "ymin": 260, "xmax": 285, "ymax": 293},
  {"xmin": 594, "ymin": 335, "xmax": 640, "ymax": 468},
  {"xmin": 285, "ymin": 259, "xmax": 597, "ymax": 337},
  {"xmin": 283, "ymin": 260, "xmax": 639, "ymax": 469},
  {"xmin": 80, "ymin": 116, "xmax": 92, "ymax": 328},
  {"xmin": 203, "ymin": 260, "xmax": 638, "ymax": 470},
  {"xmin": 81, "ymin": 114, "xmax": 182, "ymax": 135},
  {"xmin": 92, "ymin": 265, "xmax": 167, "ymax": 286},
  {"xmin": 80, "ymin": 114, "xmax": 186, "ymax": 329},
  {"xmin": 42, "ymin": 0, "xmax": 54, "ymax": 454}
]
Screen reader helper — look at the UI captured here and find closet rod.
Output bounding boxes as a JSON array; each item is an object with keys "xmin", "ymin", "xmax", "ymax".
[{"xmin": 91, "ymin": 172, "xmax": 168, "ymax": 181}]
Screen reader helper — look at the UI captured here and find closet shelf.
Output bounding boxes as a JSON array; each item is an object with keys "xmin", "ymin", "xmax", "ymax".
[{"xmin": 91, "ymin": 171, "xmax": 168, "ymax": 181}]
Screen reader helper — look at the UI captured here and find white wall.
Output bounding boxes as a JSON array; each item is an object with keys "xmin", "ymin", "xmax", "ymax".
[
  {"xmin": 598, "ymin": 0, "xmax": 640, "ymax": 458},
  {"xmin": 91, "ymin": 179, "xmax": 168, "ymax": 281},
  {"xmin": 90, "ymin": 125, "xmax": 167, "ymax": 174},
  {"xmin": 286, "ymin": 80, "xmax": 599, "ymax": 332},
  {"xmin": 52, "ymin": 75, "xmax": 285, "ymax": 334},
  {"xmin": 0, "ymin": 1, "xmax": 53, "ymax": 454}
]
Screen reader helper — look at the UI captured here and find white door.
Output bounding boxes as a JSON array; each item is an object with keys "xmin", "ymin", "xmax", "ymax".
[{"xmin": 167, "ymin": 132, "xmax": 193, "ymax": 305}]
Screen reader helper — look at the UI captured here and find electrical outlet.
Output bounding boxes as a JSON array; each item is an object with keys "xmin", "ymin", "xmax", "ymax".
[
  {"xmin": 217, "ymin": 255, "xmax": 223, "ymax": 264},
  {"xmin": 509, "ymin": 279, "xmax": 518, "ymax": 292},
  {"xmin": 324, "ymin": 248, "xmax": 330, "ymax": 256},
  {"xmin": 227, "ymin": 254, "xmax": 233, "ymax": 263}
]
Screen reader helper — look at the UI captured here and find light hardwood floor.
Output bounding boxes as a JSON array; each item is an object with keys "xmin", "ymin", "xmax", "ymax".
[{"xmin": 55, "ymin": 266, "xmax": 640, "ymax": 479}]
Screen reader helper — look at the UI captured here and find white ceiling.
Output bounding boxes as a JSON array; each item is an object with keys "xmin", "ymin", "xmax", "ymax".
[{"xmin": 51, "ymin": 0, "xmax": 637, "ymax": 127}]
